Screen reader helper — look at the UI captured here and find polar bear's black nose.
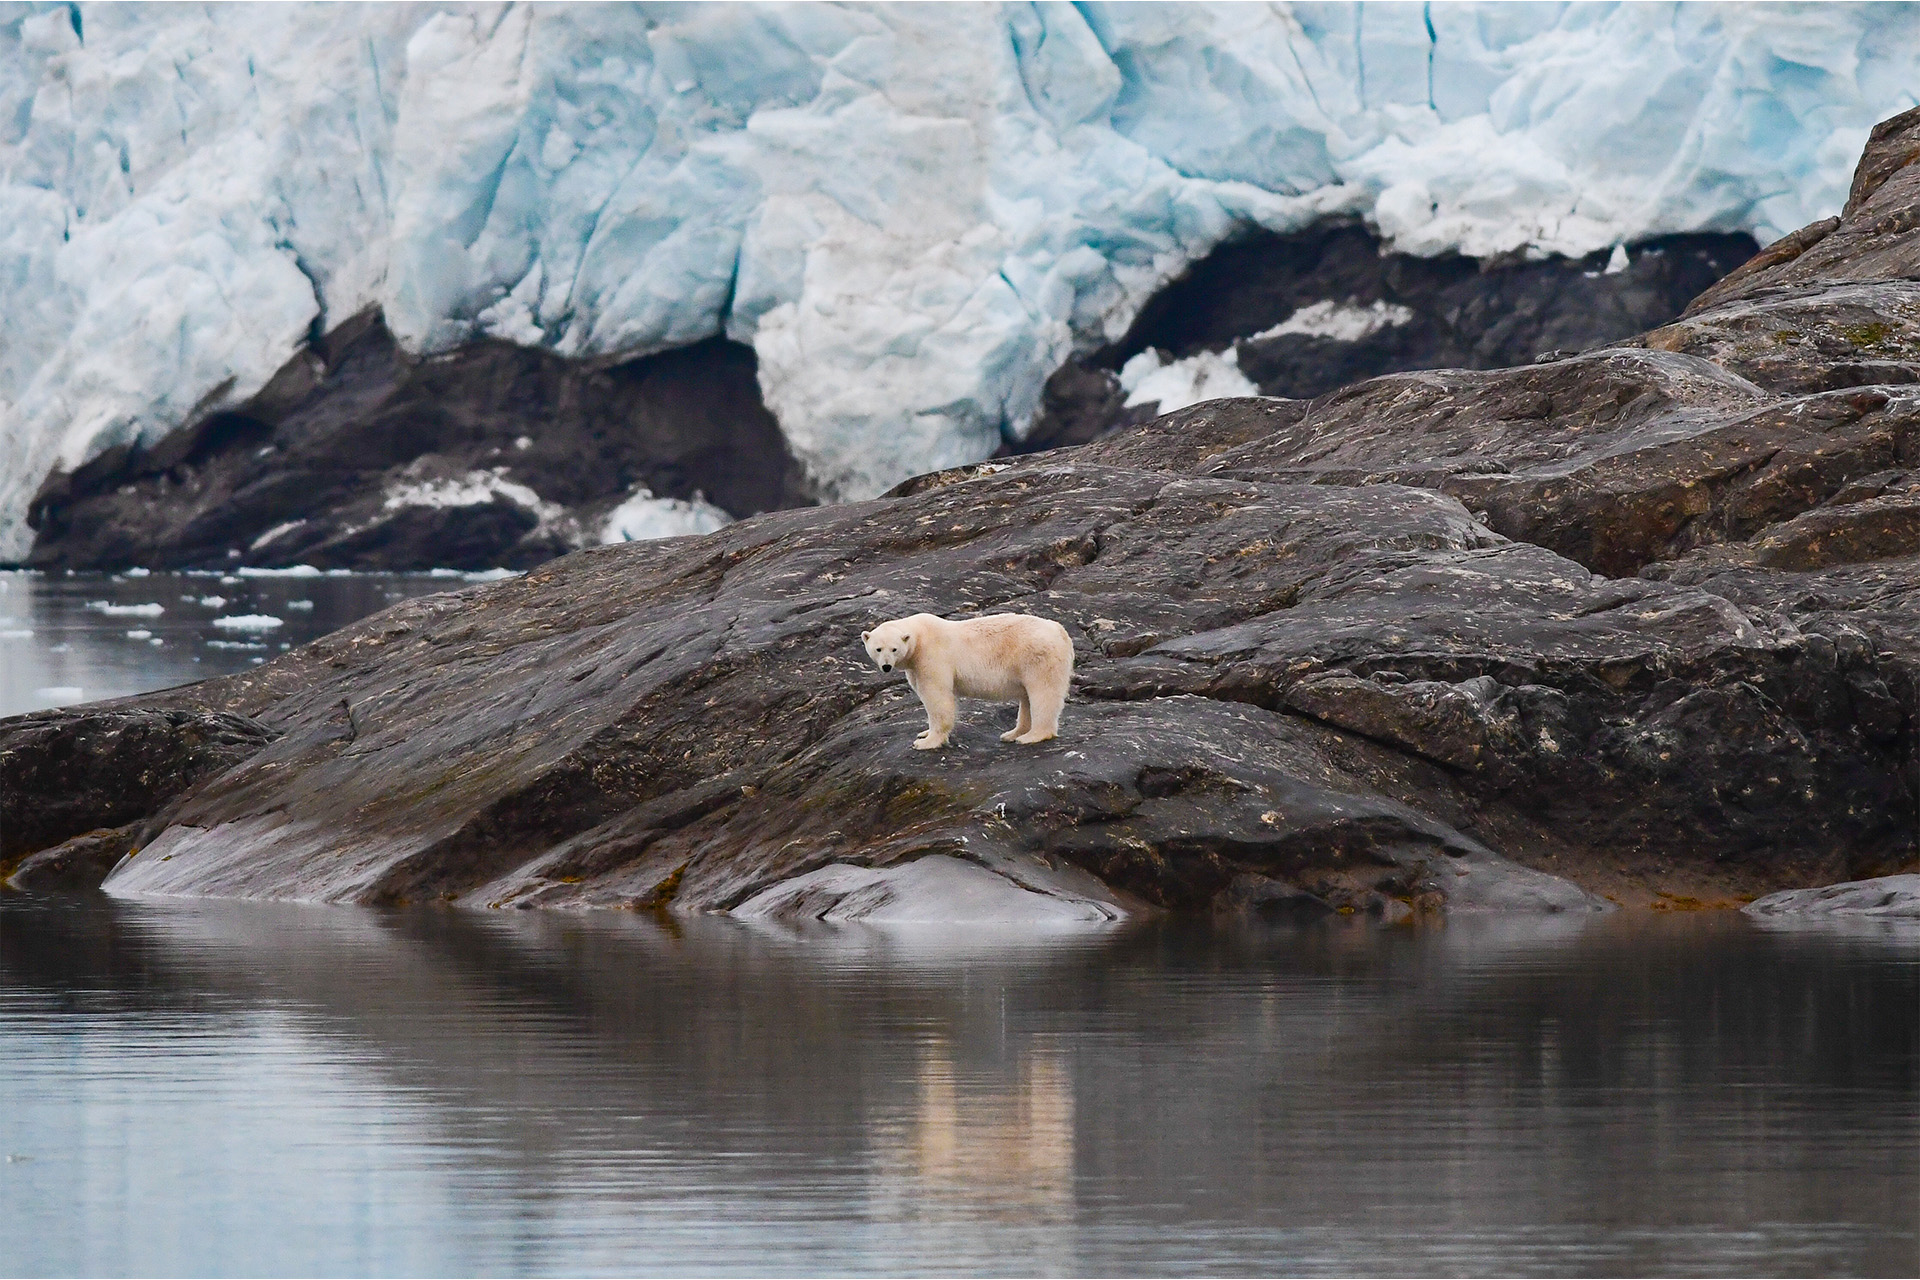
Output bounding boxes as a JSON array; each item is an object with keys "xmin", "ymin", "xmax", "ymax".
[{"xmin": 881, "ymin": 662, "xmax": 892, "ymax": 672}]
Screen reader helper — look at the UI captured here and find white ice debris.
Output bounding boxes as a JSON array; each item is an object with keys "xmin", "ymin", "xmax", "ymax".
[
  {"xmin": 124, "ymin": 629, "xmax": 152, "ymax": 639},
  {"xmin": 234, "ymin": 565, "xmax": 322, "ymax": 578},
  {"xmin": 600, "ymin": 490, "xmax": 734, "ymax": 545},
  {"xmin": 212, "ymin": 614, "xmax": 284, "ymax": 632},
  {"xmin": 196, "ymin": 596, "xmax": 228, "ymax": 608},
  {"xmin": 1119, "ymin": 348, "xmax": 1261, "ymax": 413},
  {"xmin": 3, "ymin": 3, "xmax": 1918, "ymax": 555},
  {"xmin": 1605, "ymin": 244, "xmax": 1631, "ymax": 275},
  {"xmin": 86, "ymin": 601, "xmax": 164, "ymax": 616},
  {"xmin": 1249, "ymin": 299, "xmax": 1417, "ymax": 344}
]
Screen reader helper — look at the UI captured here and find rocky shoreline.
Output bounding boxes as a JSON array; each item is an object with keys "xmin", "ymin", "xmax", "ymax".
[{"xmin": 4, "ymin": 109, "xmax": 1919, "ymax": 921}]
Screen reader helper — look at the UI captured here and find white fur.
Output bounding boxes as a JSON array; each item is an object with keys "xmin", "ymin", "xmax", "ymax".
[{"xmin": 862, "ymin": 612, "xmax": 1073, "ymax": 750}]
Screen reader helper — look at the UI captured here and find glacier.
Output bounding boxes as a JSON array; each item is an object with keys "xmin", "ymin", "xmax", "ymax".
[{"xmin": 3, "ymin": 0, "xmax": 1919, "ymax": 561}]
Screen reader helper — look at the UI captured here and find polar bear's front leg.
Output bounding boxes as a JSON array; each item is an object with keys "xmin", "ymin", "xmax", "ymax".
[{"xmin": 913, "ymin": 673, "xmax": 957, "ymax": 750}]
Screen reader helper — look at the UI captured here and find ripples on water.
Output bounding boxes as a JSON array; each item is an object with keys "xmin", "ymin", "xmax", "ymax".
[
  {"xmin": 0, "ymin": 569, "xmax": 492, "ymax": 716},
  {"xmin": 0, "ymin": 899, "xmax": 1913, "ymax": 1277}
]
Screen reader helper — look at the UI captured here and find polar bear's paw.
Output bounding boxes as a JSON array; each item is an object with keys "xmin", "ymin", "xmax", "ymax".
[
  {"xmin": 913, "ymin": 731, "xmax": 949, "ymax": 750},
  {"xmin": 1012, "ymin": 729, "xmax": 1056, "ymax": 745}
]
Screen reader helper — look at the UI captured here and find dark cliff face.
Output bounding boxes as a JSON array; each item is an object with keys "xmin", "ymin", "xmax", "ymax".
[
  {"xmin": 1017, "ymin": 226, "xmax": 1757, "ymax": 452},
  {"xmin": 24, "ymin": 225, "xmax": 1752, "ymax": 573},
  {"xmin": 7, "ymin": 109, "xmax": 1919, "ymax": 920},
  {"xmin": 25, "ymin": 317, "xmax": 811, "ymax": 572}
]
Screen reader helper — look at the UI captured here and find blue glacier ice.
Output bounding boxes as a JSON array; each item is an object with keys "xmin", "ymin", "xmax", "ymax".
[{"xmin": 2, "ymin": 1, "xmax": 1917, "ymax": 558}]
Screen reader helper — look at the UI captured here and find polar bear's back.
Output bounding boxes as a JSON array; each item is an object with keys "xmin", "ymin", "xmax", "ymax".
[{"xmin": 941, "ymin": 613, "xmax": 1072, "ymax": 701}]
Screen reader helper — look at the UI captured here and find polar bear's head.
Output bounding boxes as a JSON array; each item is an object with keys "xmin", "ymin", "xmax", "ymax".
[{"xmin": 861, "ymin": 620, "xmax": 919, "ymax": 673}]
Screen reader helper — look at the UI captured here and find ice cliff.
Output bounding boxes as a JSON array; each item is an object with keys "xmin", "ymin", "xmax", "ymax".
[{"xmin": 3, "ymin": 0, "xmax": 1918, "ymax": 559}]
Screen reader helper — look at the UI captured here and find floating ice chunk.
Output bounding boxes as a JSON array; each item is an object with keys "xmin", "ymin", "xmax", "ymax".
[
  {"xmin": 87, "ymin": 601, "xmax": 165, "ymax": 616},
  {"xmin": 1119, "ymin": 348, "xmax": 1260, "ymax": 413},
  {"xmin": 124, "ymin": 568, "xmax": 151, "ymax": 577},
  {"xmin": 235, "ymin": 565, "xmax": 322, "ymax": 578},
  {"xmin": 197, "ymin": 596, "xmax": 229, "ymax": 608},
  {"xmin": 206, "ymin": 639, "xmax": 268, "ymax": 650},
  {"xmin": 1605, "ymin": 244, "xmax": 1630, "ymax": 275},
  {"xmin": 212, "ymin": 614, "xmax": 283, "ymax": 632},
  {"xmin": 461, "ymin": 568, "xmax": 521, "ymax": 582},
  {"xmin": 600, "ymin": 490, "xmax": 733, "ymax": 544},
  {"xmin": 284, "ymin": 598, "xmax": 315, "ymax": 610},
  {"xmin": 1249, "ymin": 300, "xmax": 1416, "ymax": 344},
  {"xmin": 125, "ymin": 629, "xmax": 153, "ymax": 639}
]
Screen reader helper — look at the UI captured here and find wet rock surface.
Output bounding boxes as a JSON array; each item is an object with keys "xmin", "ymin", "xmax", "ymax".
[
  {"xmin": 1745, "ymin": 874, "xmax": 1920, "ymax": 918},
  {"xmin": 5, "ymin": 825, "xmax": 140, "ymax": 892},
  {"xmin": 8, "ymin": 110, "xmax": 1920, "ymax": 917},
  {"xmin": 26, "ymin": 315, "xmax": 810, "ymax": 572},
  {"xmin": 0, "ymin": 708, "xmax": 275, "ymax": 870}
]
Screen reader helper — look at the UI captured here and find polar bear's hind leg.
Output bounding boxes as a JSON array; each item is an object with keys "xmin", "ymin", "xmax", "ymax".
[
  {"xmin": 1001, "ymin": 693, "xmax": 1032, "ymax": 742},
  {"xmin": 1014, "ymin": 654, "xmax": 1068, "ymax": 745}
]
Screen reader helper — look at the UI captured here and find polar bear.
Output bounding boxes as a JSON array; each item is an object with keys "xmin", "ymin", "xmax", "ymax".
[{"xmin": 861, "ymin": 612, "xmax": 1073, "ymax": 749}]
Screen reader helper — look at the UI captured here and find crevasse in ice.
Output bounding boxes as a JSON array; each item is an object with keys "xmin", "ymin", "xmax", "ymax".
[{"xmin": 2, "ymin": 1, "xmax": 1916, "ymax": 558}]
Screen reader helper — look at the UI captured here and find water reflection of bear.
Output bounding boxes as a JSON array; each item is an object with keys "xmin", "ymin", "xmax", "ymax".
[{"xmin": 868, "ymin": 1035, "xmax": 1076, "ymax": 1228}]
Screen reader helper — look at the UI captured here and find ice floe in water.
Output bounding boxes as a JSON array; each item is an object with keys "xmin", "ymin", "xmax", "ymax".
[{"xmin": 211, "ymin": 614, "xmax": 284, "ymax": 632}]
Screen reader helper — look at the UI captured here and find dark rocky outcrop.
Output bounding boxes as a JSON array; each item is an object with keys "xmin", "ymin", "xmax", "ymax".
[
  {"xmin": 1016, "ymin": 223, "xmax": 1757, "ymax": 451},
  {"xmin": 6, "ymin": 110, "xmax": 1920, "ymax": 917},
  {"xmin": 26, "ymin": 316, "xmax": 811, "ymax": 571},
  {"xmin": 6, "ymin": 825, "xmax": 140, "ymax": 892},
  {"xmin": 0, "ymin": 708, "xmax": 275, "ymax": 871}
]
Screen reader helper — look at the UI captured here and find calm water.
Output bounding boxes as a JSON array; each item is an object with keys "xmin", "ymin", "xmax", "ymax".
[
  {"xmin": 0, "ymin": 899, "xmax": 1913, "ymax": 1277},
  {"xmin": 0, "ymin": 569, "xmax": 495, "ymax": 717}
]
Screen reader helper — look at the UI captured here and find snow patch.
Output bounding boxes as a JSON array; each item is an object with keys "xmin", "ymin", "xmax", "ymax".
[
  {"xmin": 1119, "ymin": 348, "xmax": 1260, "ymax": 413},
  {"xmin": 382, "ymin": 471, "xmax": 563, "ymax": 524},
  {"xmin": 1249, "ymin": 299, "xmax": 1416, "ymax": 344},
  {"xmin": 249, "ymin": 519, "xmax": 307, "ymax": 551},
  {"xmin": 600, "ymin": 490, "xmax": 733, "ymax": 544}
]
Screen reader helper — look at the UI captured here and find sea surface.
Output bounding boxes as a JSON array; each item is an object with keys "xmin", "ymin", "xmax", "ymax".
[
  {"xmin": 0, "ymin": 900, "xmax": 1914, "ymax": 1278},
  {"xmin": 0, "ymin": 568, "xmax": 499, "ymax": 718},
  {"xmin": 2, "ymin": 573, "xmax": 1917, "ymax": 1276}
]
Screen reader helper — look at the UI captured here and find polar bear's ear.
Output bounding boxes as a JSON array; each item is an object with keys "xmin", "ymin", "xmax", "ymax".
[{"xmin": 860, "ymin": 630, "xmax": 870, "ymax": 641}]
